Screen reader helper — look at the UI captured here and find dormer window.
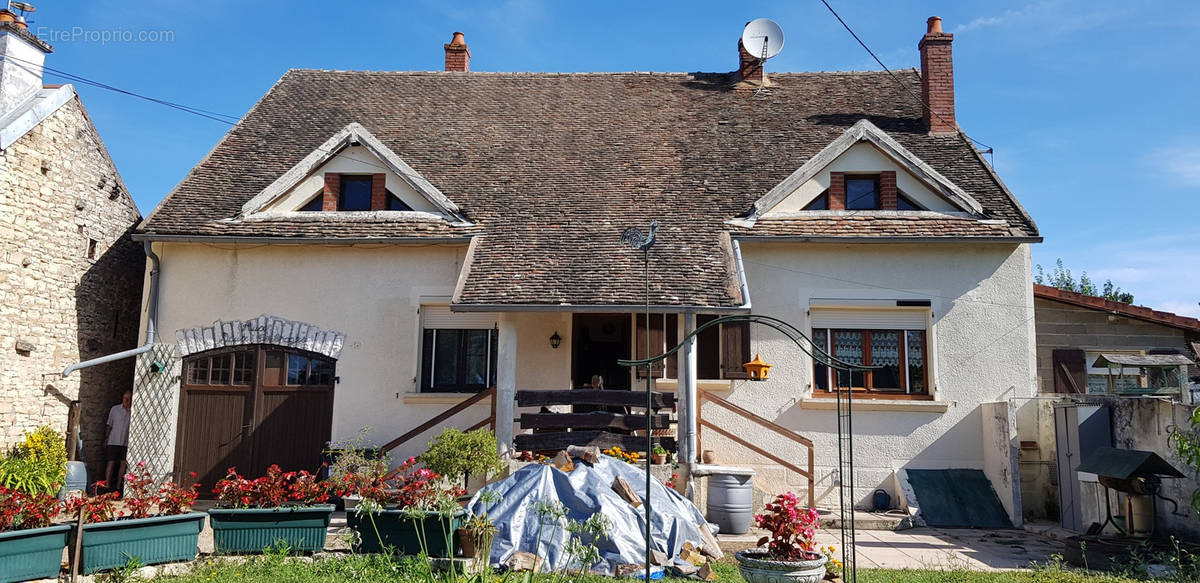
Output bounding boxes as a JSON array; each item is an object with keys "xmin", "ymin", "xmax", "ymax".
[
  {"xmin": 387, "ymin": 191, "xmax": 412, "ymax": 211},
  {"xmin": 339, "ymin": 175, "xmax": 373, "ymax": 211},
  {"xmin": 298, "ymin": 195, "xmax": 323, "ymax": 212},
  {"xmin": 803, "ymin": 190, "xmax": 829, "ymax": 210},
  {"xmin": 897, "ymin": 191, "xmax": 922, "ymax": 210},
  {"xmin": 845, "ymin": 175, "xmax": 880, "ymax": 210}
]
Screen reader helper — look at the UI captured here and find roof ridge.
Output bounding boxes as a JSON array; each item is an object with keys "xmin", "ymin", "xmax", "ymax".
[{"xmin": 281, "ymin": 68, "xmax": 904, "ymax": 77}]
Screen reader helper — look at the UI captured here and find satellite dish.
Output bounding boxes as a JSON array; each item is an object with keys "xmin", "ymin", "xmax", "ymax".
[
  {"xmin": 741, "ymin": 18, "xmax": 785, "ymax": 61},
  {"xmin": 9, "ymin": 2, "xmax": 35, "ymax": 13}
]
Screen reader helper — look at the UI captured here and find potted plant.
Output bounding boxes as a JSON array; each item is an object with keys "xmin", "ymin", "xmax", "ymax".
[
  {"xmin": 323, "ymin": 427, "xmax": 380, "ymax": 511},
  {"xmin": 0, "ymin": 485, "xmax": 67, "ymax": 582},
  {"xmin": 417, "ymin": 427, "xmax": 504, "ymax": 490},
  {"xmin": 343, "ymin": 456, "xmax": 465, "ymax": 556},
  {"xmin": 66, "ymin": 463, "xmax": 204, "ymax": 575},
  {"xmin": 735, "ymin": 492, "xmax": 828, "ymax": 583},
  {"xmin": 207, "ymin": 465, "xmax": 334, "ymax": 554},
  {"xmin": 458, "ymin": 489, "xmax": 501, "ymax": 569},
  {"xmin": 650, "ymin": 445, "xmax": 669, "ymax": 465}
]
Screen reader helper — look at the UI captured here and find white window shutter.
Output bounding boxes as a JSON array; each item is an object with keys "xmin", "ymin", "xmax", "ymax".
[
  {"xmin": 421, "ymin": 306, "xmax": 499, "ymax": 329},
  {"xmin": 810, "ymin": 308, "xmax": 927, "ymax": 330}
]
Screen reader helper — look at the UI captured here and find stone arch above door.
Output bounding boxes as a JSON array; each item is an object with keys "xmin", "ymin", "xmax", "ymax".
[{"xmin": 175, "ymin": 315, "xmax": 346, "ymax": 359}]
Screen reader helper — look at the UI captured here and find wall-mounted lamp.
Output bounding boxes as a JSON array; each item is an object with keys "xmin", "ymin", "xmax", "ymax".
[{"xmin": 549, "ymin": 331, "xmax": 562, "ymax": 350}]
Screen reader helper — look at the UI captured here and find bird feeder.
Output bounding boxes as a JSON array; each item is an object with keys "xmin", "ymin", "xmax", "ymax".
[{"xmin": 743, "ymin": 354, "xmax": 772, "ymax": 381}]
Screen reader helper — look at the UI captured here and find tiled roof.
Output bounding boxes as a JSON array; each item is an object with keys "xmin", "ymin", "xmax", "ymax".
[
  {"xmin": 735, "ymin": 214, "xmax": 1016, "ymax": 238},
  {"xmin": 1034, "ymin": 284, "xmax": 1200, "ymax": 332},
  {"xmin": 140, "ymin": 69, "xmax": 1038, "ymax": 307}
]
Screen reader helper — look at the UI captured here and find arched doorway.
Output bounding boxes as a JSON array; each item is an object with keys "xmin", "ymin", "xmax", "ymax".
[{"xmin": 174, "ymin": 345, "xmax": 335, "ymax": 490}]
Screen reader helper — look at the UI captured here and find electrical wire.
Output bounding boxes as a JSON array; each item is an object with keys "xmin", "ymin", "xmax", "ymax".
[{"xmin": 814, "ymin": 0, "xmax": 996, "ymax": 161}]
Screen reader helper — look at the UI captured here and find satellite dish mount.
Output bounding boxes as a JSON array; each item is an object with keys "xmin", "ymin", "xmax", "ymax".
[{"xmin": 740, "ymin": 18, "xmax": 785, "ymax": 87}]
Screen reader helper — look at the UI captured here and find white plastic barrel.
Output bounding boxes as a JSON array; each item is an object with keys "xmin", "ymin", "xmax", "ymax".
[{"xmin": 706, "ymin": 473, "xmax": 754, "ymax": 535}]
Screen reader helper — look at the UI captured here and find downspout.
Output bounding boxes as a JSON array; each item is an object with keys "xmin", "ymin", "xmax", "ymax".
[
  {"xmin": 731, "ymin": 238, "xmax": 752, "ymax": 311},
  {"xmin": 62, "ymin": 241, "xmax": 161, "ymax": 378}
]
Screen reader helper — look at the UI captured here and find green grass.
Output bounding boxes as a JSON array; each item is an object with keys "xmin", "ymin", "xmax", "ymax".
[{"xmin": 154, "ymin": 554, "xmax": 1159, "ymax": 583}]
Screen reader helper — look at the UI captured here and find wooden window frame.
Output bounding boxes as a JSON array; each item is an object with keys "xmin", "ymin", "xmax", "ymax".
[
  {"xmin": 338, "ymin": 175, "xmax": 374, "ymax": 211},
  {"xmin": 812, "ymin": 328, "xmax": 931, "ymax": 400},
  {"xmin": 182, "ymin": 345, "xmax": 335, "ymax": 392}
]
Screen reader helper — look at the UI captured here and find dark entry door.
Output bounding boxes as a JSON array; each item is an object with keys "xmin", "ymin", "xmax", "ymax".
[
  {"xmin": 572, "ymin": 314, "xmax": 632, "ymax": 390},
  {"xmin": 175, "ymin": 345, "xmax": 335, "ymax": 490}
]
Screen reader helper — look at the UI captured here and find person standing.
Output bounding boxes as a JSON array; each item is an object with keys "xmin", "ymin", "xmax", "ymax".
[{"xmin": 104, "ymin": 391, "xmax": 132, "ymax": 494}]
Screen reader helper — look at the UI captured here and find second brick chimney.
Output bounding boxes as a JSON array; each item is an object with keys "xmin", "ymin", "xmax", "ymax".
[
  {"xmin": 918, "ymin": 16, "xmax": 955, "ymax": 134},
  {"xmin": 444, "ymin": 32, "xmax": 470, "ymax": 72}
]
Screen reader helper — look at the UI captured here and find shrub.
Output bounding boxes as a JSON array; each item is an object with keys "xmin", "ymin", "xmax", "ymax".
[
  {"xmin": 0, "ymin": 425, "xmax": 67, "ymax": 495},
  {"xmin": 754, "ymin": 491, "xmax": 821, "ymax": 561},
  {"xmin": 417, "ymin": 428, "xmax": 503, "ymax": 488}
]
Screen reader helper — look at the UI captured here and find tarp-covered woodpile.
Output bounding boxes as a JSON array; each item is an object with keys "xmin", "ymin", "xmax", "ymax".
[{"xmin": 466, "ymin": 453, "xmax": 722, "ymax": 576}]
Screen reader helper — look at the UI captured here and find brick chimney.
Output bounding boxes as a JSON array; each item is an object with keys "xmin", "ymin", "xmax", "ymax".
[
  {"xmin": 444, "ymin": 32, "xmax": 470, "ymax": 72},
  {"xmin": 737, "ymin": 38, "xmax": 764, "ymax": 84},
  {"xmin": 918, "ymin": 16, "xmax": 955, "ymax": 134},
  {"xmin": 0, "ymin": 10, "xmax": 52, "ymax": 118}
]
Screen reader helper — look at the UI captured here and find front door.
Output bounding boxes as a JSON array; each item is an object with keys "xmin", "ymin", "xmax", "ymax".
[
  {"xmin": 571, "ymin": 314, "xmax": 631, "ymax": 390},
  {"xmin": 175, "ymin": 345, "xmax": 335, "ymax": 490}
]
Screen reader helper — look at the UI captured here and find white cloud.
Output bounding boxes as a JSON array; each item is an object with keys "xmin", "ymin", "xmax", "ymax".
[
  {"xmin": 1152, "ymin": 145, "xmax": 1200, "ymax": 186},
  {"xmin": 955, "ymin": 1, "xmax": 1128, "ymax": 35}
]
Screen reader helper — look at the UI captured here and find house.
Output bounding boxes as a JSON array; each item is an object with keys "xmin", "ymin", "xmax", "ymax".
[
  {"xmin": 123, "ymin": 17, "xmax": 1040, "ymax": 522},
  {"xmin": 0, "ymin": 13, "xmax": 144, "ymax": 479},
  {"xmin": 1016, "ymin": 285, "xmax": 1200, "ymax": 535}
]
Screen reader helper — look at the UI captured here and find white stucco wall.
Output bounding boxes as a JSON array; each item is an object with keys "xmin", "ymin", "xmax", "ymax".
[{"xmin": 708, "ymin": 241, "xmax": 1037, "ymax": 510}]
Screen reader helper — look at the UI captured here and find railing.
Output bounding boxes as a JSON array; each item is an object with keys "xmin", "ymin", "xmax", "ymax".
[
  {"xmin": 697, "ymin": 390, "xmax": 816, "ymax": 508},
  {"xmin": 379, "ymin": 386, "xmax": 496, "ymax": 454}
]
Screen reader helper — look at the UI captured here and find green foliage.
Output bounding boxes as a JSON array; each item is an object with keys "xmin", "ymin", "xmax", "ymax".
[
  {"xmin": 1034, "ymin": 258, "xmax": 1134, "ymax": 304},
  {"xmin": 1169, "ymin": 407, "xmax": 1200, "ymax": 517},
  {"xmin": 0, "ymin": 425, "xmax": 67, "ymax": 495},
  {"xmin": 418, "ymin": 428, "xmax": 504, "ymax": 486}
]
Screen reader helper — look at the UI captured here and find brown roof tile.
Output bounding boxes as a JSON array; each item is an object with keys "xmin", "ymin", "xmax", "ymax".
[{"xmin": 140, "ymin": 70, "xmax": 1037, "ymax": 307}]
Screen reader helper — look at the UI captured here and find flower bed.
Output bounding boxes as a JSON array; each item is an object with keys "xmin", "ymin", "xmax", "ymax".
[
  {"xmin": 208, "ymin": 465, "xmax": 334, "ymax": 554},
  {"xmin": 69, "ymin": 512, "xmax": 206, "ymax": 575}
]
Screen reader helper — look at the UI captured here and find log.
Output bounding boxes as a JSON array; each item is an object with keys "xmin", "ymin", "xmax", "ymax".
[
  {"xmin": 551, "ymin": 451, "xmax": 574, "ymax": 473},
  {"xmin": 696, "ymin": 524, "xmax": 725, "ymax": 560},
  {"xmin": 521, "ymin": 412, "xmax": 671, "ymax": 431},
  {"xmin": 697, "ymin": 563, "xmax": 718, "ymax": 581},
  {"xmin": 503, "ymin": 551, "xmax": 543, "ymax": 572},
  {"xmin": 567, "ymin": 445, "xmax": 601, "ymax": 464},
  {"xmin": 669, "ymin": 563, "xmax": 699, "ymax": 577},
  {"xmin": 514, "ymin": 431, "xmax": 676, "ymax": 453},
  {"xmin": 614, "ymin": 563, "xmax": 645, "ymax": 577},
  {"xmin": 650, "ymin": 549, "xmax": 669, "ymax": 566},
  {"xmin": 680, "ymin": 546, "xmax": 707, "ymax": 566},
  {"xmin": 516, "ymin": 390, "xmax": 675, "ymax": 409},
  {"xmin": 612, "ymin": 476, "xmax": 642, "ymax": 508}
]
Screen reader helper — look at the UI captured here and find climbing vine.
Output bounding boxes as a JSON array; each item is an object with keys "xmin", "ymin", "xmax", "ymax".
[{"xmin": 1168, "ymin": 406, "xmax": 1200, "ymax": 516}]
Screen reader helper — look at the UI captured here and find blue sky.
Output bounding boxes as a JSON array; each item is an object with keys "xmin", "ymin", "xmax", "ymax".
[{"xmin": 31, "ymin": 0, "xmax": 1200, "ymax": 316}]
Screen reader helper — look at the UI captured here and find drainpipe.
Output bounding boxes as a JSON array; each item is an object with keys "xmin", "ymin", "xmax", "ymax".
[{"xmin": 62, "ymin": 241, "xmax": 161, "ymax": 378}]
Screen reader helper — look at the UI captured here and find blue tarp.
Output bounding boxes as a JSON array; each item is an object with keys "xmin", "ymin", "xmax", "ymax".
[{"xmin": 466, "ymin": 455, "xmax": 709, "ymax": 575}]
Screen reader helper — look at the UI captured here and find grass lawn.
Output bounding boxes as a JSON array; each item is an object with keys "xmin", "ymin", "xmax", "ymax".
[{"xmin": 154, "ymin": 554, "xmax": 1157, "ymax": 583}]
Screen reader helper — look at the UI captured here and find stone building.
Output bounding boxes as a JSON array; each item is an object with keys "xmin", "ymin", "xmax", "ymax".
[{"xmin": 0, "ymin": 18, "xmax": 143, "ymax": 479}]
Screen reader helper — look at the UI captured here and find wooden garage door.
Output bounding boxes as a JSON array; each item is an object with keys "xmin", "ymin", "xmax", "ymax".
[{"xmin": 175, "ymin": 345, "xmax": 335, "ymax": 491}]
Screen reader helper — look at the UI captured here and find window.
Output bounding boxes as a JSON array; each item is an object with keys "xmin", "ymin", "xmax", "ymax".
[
  {"xmin": 1085, "ymin": 350, "xmax": 1143, "ymax": 394},
  {"xmin": 338, "ymin": 175, "xmax": 373, "ymax": 211},
  {"xmin": 183, "ymin": 346, "xmax": 333, "ymax": 388},
  {"xmin": 802, "ymin": 190, "xmax": 829, "ymax": 211},
  {"xmin": 298, "ymin": 195, "xmax": 323, "ymax": 211},
  {"xmin": 386, "ymin": 190, "xmax": 412, "ymax": 211},
  {"xmin": 421, "ymin": 329, "xmax": 498, "ymax": 392},
  {"xmin": 845, "ymin": 176, "xmax": 879, "ymax": 210},
  {"xmin": 897, "ymin": 191, "xmax": 922, "ymax": 210},
  {"xmin": 812, "ymin": 328, "xmax": 928, "ymax": 396}
]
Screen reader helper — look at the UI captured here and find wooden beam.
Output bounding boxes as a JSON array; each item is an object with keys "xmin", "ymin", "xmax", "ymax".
[
  {"xmin": 699, "ymin": 420, "xmax": 811, "ymax": 480},
  {"xmin": 514, "ymin": 431, "xmax": 675, "ymax": 453},
  {"xmin": 516, "ymin": 390, "xmax": 675, "ymax": 409},
  {"xmin": 380, "ymin": 387, "xmax": 495, "ymax": 453},
  {"xmin": 520, "ymin": 412, "xmax": 670, "ymax": 431}
]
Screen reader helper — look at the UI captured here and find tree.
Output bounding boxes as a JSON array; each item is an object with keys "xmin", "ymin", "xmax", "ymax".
[{"xmin": 1034, "ymin": 258, "xmax": 1135, "ymax": 304}]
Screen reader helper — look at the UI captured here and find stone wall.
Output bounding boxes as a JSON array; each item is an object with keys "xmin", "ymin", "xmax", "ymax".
[{"xmin": 0, "ymin": 96, "xmax": 143, "ymax": 479}]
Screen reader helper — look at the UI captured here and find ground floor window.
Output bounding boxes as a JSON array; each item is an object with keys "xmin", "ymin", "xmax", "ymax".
[
  {"xmin": 421, "ymin": 328, "xmax": 498, "ymax": 392},
  {"xmin": 812, "ymin": 328, "xmax": 928, "ymax": 396}
]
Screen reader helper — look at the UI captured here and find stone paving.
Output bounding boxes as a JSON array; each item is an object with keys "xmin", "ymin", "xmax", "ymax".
[{"xmin": 720, "ymin": 525, "xmax": 1063, "ymax": 571}]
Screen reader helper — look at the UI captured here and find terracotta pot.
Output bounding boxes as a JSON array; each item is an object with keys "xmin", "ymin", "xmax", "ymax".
[
  {"xmin": 456, "ymin": 527, "xmax": 475, "ymax": 557},
  {"xmin": 651, "ymin": 453, "xmax": 667, "ymax": 465},
  {"xmin": 702, "ymin": 450, "xmax": 716, "ymax": 464}
]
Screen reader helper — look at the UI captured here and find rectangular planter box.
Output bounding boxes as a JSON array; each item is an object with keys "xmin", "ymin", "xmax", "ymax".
[
  {"xmin": 68, "ymin": 512, "xmax": 205, "ymax": 575},
  {"xmin": 347, "ymin": 509, "xmax": 463, "ymax": 556},
  {"xmin": 0, "ymin": 523, "xmax": 71, "ymax": 583},
  {"xmin": 207, "ymin": 505, "xmax": 334, "ymax": 554}
]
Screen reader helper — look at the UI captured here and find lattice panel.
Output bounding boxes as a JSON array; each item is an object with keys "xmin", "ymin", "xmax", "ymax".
[{"xmin": 127, "ymin": 344, "xmax": 181, "ymax": 483}]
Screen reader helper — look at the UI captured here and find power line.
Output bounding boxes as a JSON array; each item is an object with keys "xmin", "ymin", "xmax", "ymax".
[{"xmin": 814, "ymin": 0, "xmax": 995, "ymax": 160}]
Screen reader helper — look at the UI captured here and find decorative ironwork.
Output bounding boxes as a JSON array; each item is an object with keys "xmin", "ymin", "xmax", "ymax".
[{"xmin": 619, "ymin": 313, "xmax": 876, "ymax": 583}]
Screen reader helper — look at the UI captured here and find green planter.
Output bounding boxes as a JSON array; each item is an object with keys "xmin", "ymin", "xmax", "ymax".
[
  {"xmin": 207, "ymin": 505, "xmax": 334, "ymax": 554},
  {"xmin": 69, "ymin": 512, "xmax": 205, "ymax": 575},
  {"xmin": 347, "ymin": 509, "xmax": 463, "ymax": 556},
  {"xmin": 0, "ymin": 523, "xmax": 70, "ymax": 582}
]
